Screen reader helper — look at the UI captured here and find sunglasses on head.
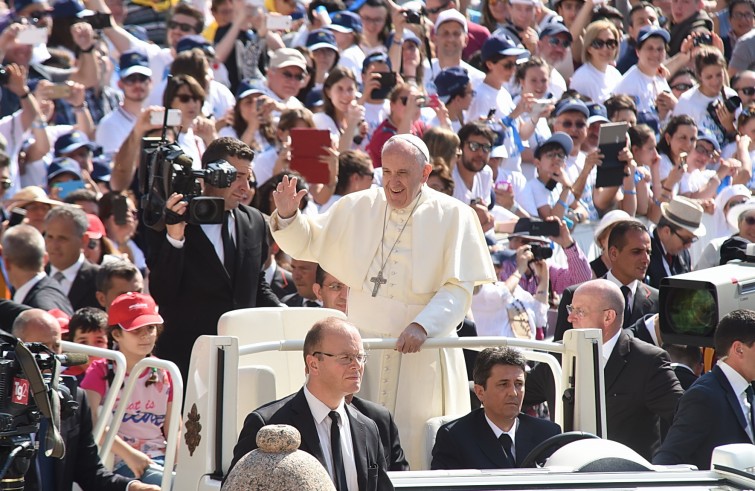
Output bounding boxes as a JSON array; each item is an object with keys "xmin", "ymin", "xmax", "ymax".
[
  {"xmin": 591, "ymin": 38, "xmax": 618, "ymax": 49},
  {"xmin": 547, "ymin": 37, "xmax": 572, "ymax": 48},
  {"xmin": 168, "ymin": 20, "xmax": 196, "ymax": 32},
  {"xmin": 738, "ymin": 86, "xmax": 755, "ymax": 96},
  {"xmin": 281, "ymin": 70, "xmax": 305, "ymax": 81},
  {"xmin": 176, "ymin": 93, "xmax": 201, "ymax": 103},
  {"xmin": 671, "ymin": 83, "xmax": 694, "ymax": 92}
]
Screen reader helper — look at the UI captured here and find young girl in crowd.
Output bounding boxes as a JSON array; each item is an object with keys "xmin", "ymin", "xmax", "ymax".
[
  {"xmin": 313, "ymin": 67, "xmax": 367, "ymax": 150},
  {"xmin": 81, "ymin": 292, "xmax": 175, "ymax": 486},
  {"xmin": 219, "ymin": 80, "xmax": 277, "ymax": 154},
  {"xmin": 515, "ymin": 57, "xmax": 555, "ymax": 167},
  {"xmin": 656, "ymin": 115, "xmax": 698, "ymax": 198}
]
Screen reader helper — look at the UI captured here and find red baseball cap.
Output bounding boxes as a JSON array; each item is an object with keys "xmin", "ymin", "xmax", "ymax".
[
  {"xmin": 48, "ymin": 308, "xmax": 70, "ymax": 334},
  {"xmin": 108, "ymin": 292, "xmax": 163, "ymax": 331},
  {"xmin": 86, "ymin": 214, "xmax": 106, "ymax": 240}
]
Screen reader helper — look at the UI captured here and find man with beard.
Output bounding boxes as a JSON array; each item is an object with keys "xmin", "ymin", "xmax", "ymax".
[
  {"xmin": 95, "ymin": 52, "xmax": 153, "ymax": 157},
  {"xmin": 452, "ymin": 122, "xmax": 497, "ymax": 207},
  {"xmin": 534, "ymin": 23, "xmax": 572, "ymax": 99}
]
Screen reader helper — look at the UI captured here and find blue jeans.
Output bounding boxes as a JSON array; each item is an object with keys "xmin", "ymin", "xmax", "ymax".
[{"xmin": 113, "ymin": 455, "xmax": 164, "ymax": 486}]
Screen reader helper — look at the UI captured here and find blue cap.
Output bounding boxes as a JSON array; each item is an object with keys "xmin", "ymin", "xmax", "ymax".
[
  {"xmin": 176, "ymin": 35, "xmax": 215, "ymax": 58},
  {"xmin": 47, "ymin": 157, "xmax": 82, "ymax": 181},
  {"xmin": 119, "ymin": 51, "xmax": 152, "ymax": 78},
  {"xmin": 587, "ymin": 102, "xmax": 609, "ymax": 125},
  {"xmin": 534, "ymin": 132, "xmax": 573, "ymax": 158},
  {"xmin": 362, "ymin": 52, "xmax": 391, "ymax": 72},
  {"xmin": 433, "ymin": 67, "xmax": 470, "ymax": 104},
  {"xmin": 91, "ymin": 156, "xmax": 111, "ymax": 182},
  {"xmin": 52, "ymin": 0, "xmax": 83, "ymax": 18},
  {"xmin": 13, "ymin": 0, "xmax": 50, "ymax": 15},
  {"xmin": 306, "ymin": 29, "xmax": 338, "ymax": 51},
  {"xmin": 539, "ymin": 22, "xmax": 573, "ymax": 41},
  {"xmin": 54, "ymin": 131, "xmax": 98, "ymax": 157},
  {"xmin": 305, "ymin": 87, "xmax": 324, "ymax": 109},
  {"xmin": 481, "ymin": 35, "xmax": 530, "ymax": 62},
  {"xmin": 328, "ymin": 10, "xmax": 363, "ymax": 34},
  {"xmin": 697, "ymin": 129, "xmax": 721, "ymax": 153},
  {"xmin": 555, "ymin": 98, "xmax": 589, "ymax": 118},
  {"xmin": 236, "ymin": 79, "xmax": 267, "ymax": 100},
  {"xmin": 637, "ymin": 26, "xmax": 670, "ymax": 47}
]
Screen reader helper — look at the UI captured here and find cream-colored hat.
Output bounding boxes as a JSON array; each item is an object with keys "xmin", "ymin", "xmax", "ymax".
[{"xmin": 660, "ymin": 196, "xmax": 706, "ymax": 237}]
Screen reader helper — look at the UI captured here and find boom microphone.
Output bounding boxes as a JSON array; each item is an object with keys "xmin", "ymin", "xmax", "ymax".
[{"xmin": 56, "ymin": 353, "xmax": 90, "ymax": 366}]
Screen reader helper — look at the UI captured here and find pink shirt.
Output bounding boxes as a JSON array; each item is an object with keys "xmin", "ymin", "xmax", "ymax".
[
  {"xmin": 81, "ymin": 358, "xmax": 173, "ymax": 462},
  {"xmin": 500, "ymin": 243, "xmax": 592, "ymax": 295}
]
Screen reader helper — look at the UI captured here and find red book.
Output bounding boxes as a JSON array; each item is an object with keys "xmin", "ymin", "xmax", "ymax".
[{"xmin": 290, "ymin": 128, "xmax": 332, "ymax": 184}]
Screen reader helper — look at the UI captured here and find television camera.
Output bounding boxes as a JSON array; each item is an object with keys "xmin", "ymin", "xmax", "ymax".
[{"xmin": 0, "ymin": 331, "xmax": 86, "ymax": 489}]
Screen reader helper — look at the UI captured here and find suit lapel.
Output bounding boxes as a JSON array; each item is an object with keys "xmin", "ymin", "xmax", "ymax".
[
  {"xmin": 290, "ymin": 390, "xmax": 327, "ymax": 466},
  {"xmin": 713, "ymin": 366, "xmax": 749, "ymax": 435},
  {"xmin": 234, "ymin": 207, "xmax": 251, "ymax": 271},
  {"xmin": 604, "ymin": 331, "xmax": 630, "ymax": 390},
  {"xmin": 473, "ymin": 409, "xmax": 510, "ymax": 468},
  {"xmin": 346, "ymin": 405, "xmax": 368, "ymax": 491}
]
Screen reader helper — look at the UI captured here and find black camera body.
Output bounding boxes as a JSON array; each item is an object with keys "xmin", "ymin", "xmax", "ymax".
[
  {"xmin": 693, "ymin": 33, "xmax": 713, "ymax": 47},
  {"xmin": 140, "ymin": 140, "xmax": 238, "ymax": 230},
  {"xmin": 0, "ymin": 66, "xmax": 9, "ymax": 86},
  {"xmin": 530, "ymin": 244, "xmax": 553, "ymax": 261},
  {"xmin": 404, "ymin": 9, "xmax": 422, "ymax": 24}
]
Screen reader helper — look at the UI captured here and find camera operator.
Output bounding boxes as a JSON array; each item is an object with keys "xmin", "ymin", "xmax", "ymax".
[
  {"xmin": 500, "ymin": 216, "xmax": 591, "ymax": 296},
  {"xmin": 12, "ymin": 309, "xmax": 159, "ymax": 491},
  {"xmin": 147, "ymin": 137, "xmax": 282, "ymax": 385}
]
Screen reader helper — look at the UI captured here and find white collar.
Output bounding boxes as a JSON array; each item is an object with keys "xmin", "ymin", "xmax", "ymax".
[
  {"xmin": 602, "ymin": 328, "xmax": 622, "ymax": 362},
  {"xmin": 50, "ymin": 254, "xmax": 85, "ymax": 282},
  {"xmin": 484, "ymin": 412, "xmax": 519, "ymax": 439},
  {"xmin": 605, "ymin": 270, "xmax": 639, "ymax": 296},
  {"xmin": 303, "ymin": 385, "xmax": 346, "ymax": 426},
  {"xmin": 718, "ymin": 359, "xmax": 752, "ymax": 399}
]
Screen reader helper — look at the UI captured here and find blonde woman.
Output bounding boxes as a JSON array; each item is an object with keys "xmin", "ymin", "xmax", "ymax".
[{"xmin": 569, "ymin": 20, "xmax": 622, "ymax": 103}]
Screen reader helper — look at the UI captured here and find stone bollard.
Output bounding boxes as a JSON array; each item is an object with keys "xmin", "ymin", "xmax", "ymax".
[{"xmin": 222, "ymin": 424, "xmax": 336, "ymax": 491}]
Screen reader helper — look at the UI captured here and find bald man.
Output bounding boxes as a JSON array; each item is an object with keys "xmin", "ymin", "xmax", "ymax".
[
  {"xmin": 12, "ymin": 309, "xmax": 159, "ymax": 491},
  {"xmin": 270, "ymin": 134, "xmax": 496, "ymax": 468},
  {"xmin": 567, "ymin": 280, "xmax": 682, "ymax": 460}
]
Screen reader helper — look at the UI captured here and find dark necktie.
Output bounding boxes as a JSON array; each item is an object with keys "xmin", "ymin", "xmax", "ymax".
[
  {"xmin": 305, "ymin": 299, "xmax": 320, "ymax": 308},
  {"xmin": 746, "ymin": 386, "xmax": 754, "ymax": 441},
  {"xmin": 221, "ymin": 211, "xmax": 236, "ymax": 281},
  {"xmin": 329, "ymin": 411, "xmax": 349, "ymax": 491},
  {"xmin": 620, "ymin": 285, "xmax": 632, "ymax": 322},
  {"xmin": 498, "ymin": 433, "xmax": 516, "ymax": 468},
  {"xmin": 665, "ymin": 253, "xmax": 675, "ymax": 272}
]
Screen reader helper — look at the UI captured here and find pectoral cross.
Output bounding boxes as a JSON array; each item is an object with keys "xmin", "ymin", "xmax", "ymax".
[{"xmin": 369, "ymin": 270, "xmax": 387, "ymax": 297}]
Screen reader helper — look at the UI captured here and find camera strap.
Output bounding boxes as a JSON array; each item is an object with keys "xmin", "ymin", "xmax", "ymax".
[{"xmin": 14, "ymin": 342, "xmax": 65, "ymax": 459}]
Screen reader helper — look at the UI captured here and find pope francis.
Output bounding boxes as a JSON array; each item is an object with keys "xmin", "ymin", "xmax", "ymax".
[{"xmin": 271, "ymin": 134, "xmax": 496, "ymax": 469}]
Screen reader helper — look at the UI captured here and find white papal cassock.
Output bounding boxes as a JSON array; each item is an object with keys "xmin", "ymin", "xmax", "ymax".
[{"xmin": 271, "ymin": 186, "xmax": 496, "ymax": 469}]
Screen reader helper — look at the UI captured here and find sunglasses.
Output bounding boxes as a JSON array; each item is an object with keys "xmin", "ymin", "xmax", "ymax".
[
  {"xmin": 547, "ymin": 37, "xmax": 572, "ymax": 48},
  {"xmin": 281, "ymin": 70, "xmax": 306, "ymax": 81},
  {"xmin": 27, "ymin": 10, "xmax": 50, "ymax": 19},
  {"xmin": 744, "ymin": 216, "xmax": 755, "ymax": 226},
  {"xmin": 466, "ymin": 141, "xmax": 492, "ymax": 153},
  {"xmin": 123, "ymin": 74, "xmax": 150, "ymax": 85},
  {"xmin": 673, "ymin": 230, "xmax": 698, "ymax": 245},
  {"xmin": 671, "ymin": 83, "xmax": 693, "ymax": 92},
  {"xmin": 426, "ymin": 0, "xmax": 451, "ymax": 14},
  {"xmin": 591, "ymin": 38, "xmax": 618, "ymax": 49},
  {"xmin": 694, "ymin": 143, "xmax": 715, "ymax": 159},
  {"xmin": 176, "ymin": 93, "xmax": 201, "ymax": 103},
  {"xmin": 167, "ymin": 20, "xmax": 197, "ymax": 32},
  {"xmin": 500, "ymin": 61, "xmax": 517, "ymax": 69},
  {"xmin": 738, "ymin": 86, "xmax": 755, "ymax": 96},
  {"xmin": 559, "ymin": 120, "xmax": 587, "ymax": 129}
]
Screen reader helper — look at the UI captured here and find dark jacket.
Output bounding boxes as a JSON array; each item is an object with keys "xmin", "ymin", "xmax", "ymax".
[
  {"xmin": 431, "ymin": 408, "xmax": 561, "ymax": 469},
  {"xmin": 230, "ymin": 389, "xmax": 394, "ymax": 491},
  {"xmin": 351, "ymin": 396, "xmax": 410, "ymax": 471},
  {"xmin": 647, "ymin": 228, "xmax": 692, "ymax": 288},
  {"xmin": 22, "ymin": 276, "xmax": 74, "ymax": 315},
  {"xmin": 63, "ymin": 261, "xmax": 101, "ymax": 311}
]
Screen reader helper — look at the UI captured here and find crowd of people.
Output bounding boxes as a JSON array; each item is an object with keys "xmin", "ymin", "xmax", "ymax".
[{"xmin": 1, "ymin": 0, "xmax": 755, "ymax": 486}]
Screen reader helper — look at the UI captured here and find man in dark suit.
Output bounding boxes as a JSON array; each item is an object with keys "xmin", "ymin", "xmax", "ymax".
[
  {"xmin": 350, "ymin": 396, "xmax": 410, "ymax": 471},
  {"xmin": 554, "ymin": 220, "xmax": 660, "ymax": 345},
  {"xmin": 229, "ymin": 317, "xmax": 394, "ymax": 490},
  {"xmin": 431, "ymin": 347, "xmax": 561, "ymax": 470},
  {"xmin": 2, "ymin": 225, "xmax": 74, "ymax": 315},
  {"xmin": 44, "ymin": 205, "xmax": 101, "ymax": 311},
  {"xmin": 565, "ymin": 280, "xmax": 682, "ymax": 461},
  {"xmin": 148, "ymin": 137, "xmax": 282, "ymax": 384},
  {"xmin": 282, "ymin": 259, "xmax": 322, "ymax": 307},
  {"xmin": 646, "ymin": 197, "xmax": 705, "ymax": 288},
  {"xmin": 664, "ymin": 344, "xmax": 703, "ymax": 390},
  {"xmin": 12, "ymin": 309, "xmax": 159, "ymax": 491},
  {"xmin": 655, "ymin": 310, "xmax": 755, "ymax": 469}
]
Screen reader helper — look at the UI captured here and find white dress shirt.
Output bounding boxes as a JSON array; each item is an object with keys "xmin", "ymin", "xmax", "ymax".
[
  {"xmin": 303, "ymin": 385, "xmax": 359, "ymax": 491},
  {"xmin": 49, "ymin": 254, "xmax": 85, "ymax": 296},
  {"xmin": 484, "ymin": 413, "xmax": 520, "ymax": 461},
  {"xmin": 602, "ymin": 328, "xmax": 622, "ymax": 368},
  {"xmin": 166, "ymin": 210, "xmax": 236, "ymax": 266},
  {"xmin": 13, "ymin": 272, "xmax": 47, "ymax": 304},
  {"xmin": 718, "ymin": 360, "xmax": 755, "ymax": 442}
]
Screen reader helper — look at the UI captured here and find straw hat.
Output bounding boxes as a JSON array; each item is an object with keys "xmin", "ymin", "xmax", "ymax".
[{"xmin": 660, "ymin": 196, "xmax": 706, "ymax": 237}]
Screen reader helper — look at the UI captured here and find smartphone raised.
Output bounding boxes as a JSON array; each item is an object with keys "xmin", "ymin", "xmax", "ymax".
[
  {"xmin": 52, "ymin": 180, "xmax": 85, "ymax": 200},
  {"xmin": 530, "ymin": 219, "xmax": 560, "ymax": 237},
  {"xmin": 49, "ymin": 84, "xmax": 72, "ymax": 100},
  {"xmin": 150, "ymin": 109, "xmax": 182, "ymax": 126},
  {"xmin": 111, "ymin": 194, "xmax": 130, "ymax": 226},
  {"xmin": 78, "ymin": 10, "xmax": 112, "ymax": 29},
  {"xmin": 17, "ymin": 26, "xmax": 48, "ymax": 45},
  {"xmin": 266, "ymin": 15, "xmax": 292, "ymax": 30},
  {"xmin": 370, "ymin": 72, "xmax": 396, "ymax": 100}
]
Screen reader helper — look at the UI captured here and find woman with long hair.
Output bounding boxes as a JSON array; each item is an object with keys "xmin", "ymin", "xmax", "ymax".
[
  {"xmin": 655, "ymin": 115, "xmax": 697, "ymax": 200},
  {"xmin": 569, "ymin": 20, "xmax": 622, "ymax": 103},
  {"xmin": 163, "ymin": 74, "xmax": 216, "ymax": 168},
  {"xmin": 313, "ymin": 67, "xmax": 367, "ymax": 151},
  {"xmin": 219, "ymin": 80, "xmax": 277, "ymax": 153},
  {"xmin": 480, "ymin": 0, "xmax": 508, "ymax": 33},
  {"xmin": 355, "ymin": 0, "xmax": 392, "ymax": 54}
]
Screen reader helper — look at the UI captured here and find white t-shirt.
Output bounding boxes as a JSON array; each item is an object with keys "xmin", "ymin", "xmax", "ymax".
[
  {"xmin": 549, "ymin": 69, "xmax": 567, "ymax": 100},
  {"xmin": 680, "ymin": 168, "xmax": 717, "ymax": 194},
  {"xmin": 613, "ymin": 65, "xmax": 671, "ymax": 113},
  {"xmin": 519, "ymin": 177, "xmax": 574, "ymax": 216},
  {"xmin": 22, "ymin": 124, "xmax": 75, "ymax": 189},
  {"xmin": 467, "ymin": 82, "xmax": 521, "ymax": 172},
  {"xmin": 569, "ymin": 62, "xmax": 622, "ymax": 103},
  {"xmin": 425, "ymin": 59, "xmax": 485, "ymax": 93},
  {"xmin": 0, "ymin": 111, "xmax": 28, "ymax": 197},
  {"xmin": 338, "ymin": 45, "xmax": 366, "ymax": 84},
  {"xmin": 252, "ymin": 146, "xmax": 279, "ymax": 187},
  {"xmin": 722, "ymin": 141, "xmax": 755, "ymax": 188},
  {"xmin": 96, "ymin": 106, "xmax": 138, "ymax": 157},
  {"xmin": 363, "ymin": 101, "xmax": 389, "ymax": 146},
  {"xmin": 673, "ymin": 86, "xmax": 738, "ymax": 146},
  {"xmin": 177, "ymin": 128, "xmax": 205, "ymax": 169},
  {"xmin": 564, "ymin": 152, "xmax": 599, "ymax": 221},
  {"xmin": 313, "ymin": 112, "xmax": 341, "ymax": 147},
  {"xmin": 451, "ymin": 164, "xmax": 494, "ymax": 205},
  {"xmin": 130, "ymin": 37, "xmax": 174, "ymax": 88}
]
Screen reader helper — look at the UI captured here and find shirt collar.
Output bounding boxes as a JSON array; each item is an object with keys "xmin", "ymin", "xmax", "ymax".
[
  {"xmin": 602, "ymin": 328, "xmax": 622, "ymax": 361},
  {"xmin": 718, "ymin": 359, "xmax": 751, "ymax": 398},
  {"xmin": 50, "ymin": 254, "xmax": 85, "ymax": 281},
  {"xmin": 484, "ymin": 412, "xmax": 519, "ymax": 440},
  {"xmin": 606, "ymin": 270, "xmax": 639, "ymax": 296},
  {"xmin": 303, "ymin": 384, "xmax": 346, "ymax": 425},
  {"xmin": 13, "ymin": 271, "xmax": 48, "ymax": 303}
]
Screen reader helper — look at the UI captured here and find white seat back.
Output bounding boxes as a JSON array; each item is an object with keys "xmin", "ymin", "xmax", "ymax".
[{"xmin": 424, "ymin": 415, "xmax": 461, "ymax": 470}]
